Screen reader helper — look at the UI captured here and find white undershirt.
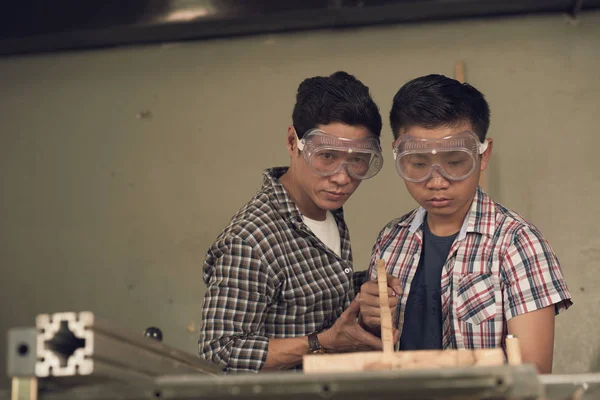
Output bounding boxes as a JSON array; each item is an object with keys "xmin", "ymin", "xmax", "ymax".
[{"xmin": 302, "ymin": 211, "xmax": 341, "ymax": 257}]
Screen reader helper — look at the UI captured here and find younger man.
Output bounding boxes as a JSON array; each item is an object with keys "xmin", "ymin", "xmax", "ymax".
[{"xmin": 358, "ymin": 74, "xmax": 572, "ymax": 373}]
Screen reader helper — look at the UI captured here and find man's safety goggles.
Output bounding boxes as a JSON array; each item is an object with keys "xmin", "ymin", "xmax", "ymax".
[
  {"xmin": 296, "ymin": 129, "xmax": 383, "ymax": 180},
  {"xmin": 392, "ymin": 131, "xmax": 489, "ymax": 183}
]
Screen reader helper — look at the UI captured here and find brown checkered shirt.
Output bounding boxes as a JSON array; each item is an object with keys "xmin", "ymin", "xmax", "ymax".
[{"xmin": 198, "ymin": 167, "xmax": 365, "ymax": 372}]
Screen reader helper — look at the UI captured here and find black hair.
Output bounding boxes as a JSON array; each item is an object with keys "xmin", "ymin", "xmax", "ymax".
[
  {"xmin": 292, "ymin": 71, "xmax": 382, "ymax": 139},
  {"xmin": 389, "ymin": 74, "xmax": 490, "ymax": 141}
]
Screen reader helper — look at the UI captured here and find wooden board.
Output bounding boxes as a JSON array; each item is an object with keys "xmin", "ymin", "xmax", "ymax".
[
  {"xmin": 454, "ymin": 60, "xmax": 487, "ymax": 192},
  {"xmin": 376, "ymin": 259, "xmax": 394, "ymax": 356},
  {"xmin": 303, "ymin": 348, "xmax": 505, "ymax": 374},
  {"xmin": 302, "ymin": 254, "xmax": 516, "ymax": 374}
]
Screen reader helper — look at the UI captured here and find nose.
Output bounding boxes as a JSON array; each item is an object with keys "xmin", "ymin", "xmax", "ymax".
[
  {"xmin": 425, "ymin": 166, "xmax": 450, "ymax": 189},
  {"xmin": 329, "ymin": 164, "xmax": 352, "ymax": 186}
]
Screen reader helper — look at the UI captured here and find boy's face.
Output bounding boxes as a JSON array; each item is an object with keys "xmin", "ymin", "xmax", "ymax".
[
  {"xmin": 393, "ymin": 121, "xmax": 492, "ymax": 222},
  {"xmin": 286, "ymin": 122, "xmax": 373, "ymax": 220}
]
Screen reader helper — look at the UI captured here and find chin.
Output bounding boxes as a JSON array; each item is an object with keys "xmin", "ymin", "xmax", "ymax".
[
  {"xmin": 423, "ymin": 205, "xmax": 456, "ymax": 216},
  {"xmin": 319, "ymin": 199, "xmax": 346, "ymax": 210}
]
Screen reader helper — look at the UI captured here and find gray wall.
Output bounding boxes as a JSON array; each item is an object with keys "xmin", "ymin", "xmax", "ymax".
[{"xmin": 1, "ymin": 11, "xmax": 599, "ymax": 387}]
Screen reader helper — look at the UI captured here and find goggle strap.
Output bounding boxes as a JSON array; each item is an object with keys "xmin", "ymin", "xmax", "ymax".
[
  {"xmin": 294, "ymin": 129, "xmax": 306, "ymax": 151},
  {"xmin": 478, "ymin": 139, "xmax": 489, "ymax": 154}
]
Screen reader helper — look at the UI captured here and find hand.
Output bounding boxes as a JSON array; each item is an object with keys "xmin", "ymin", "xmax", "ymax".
[
  {"xmin": 358, "ymin": 274, "xmax": 402, "ymax": 335},
  {"xmin": 318, "ymin": 297, "xmax": 382, "ymax": 353}
]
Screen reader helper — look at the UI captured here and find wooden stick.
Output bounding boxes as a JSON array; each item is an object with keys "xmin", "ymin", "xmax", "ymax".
[
  {"xmin": 505, "ymin": 335, "xmax": 523, "ymax": 365},
  {"xmin": 454, "ymin": 60, "xmax": 466, "ymax": 83},
  {"xmin": 453, "ymin": 60, "xmax": 487, "ymax": 192},
  {"xmin": 376, "ymin": 259, "xmax": 394, "ymax": 356}
]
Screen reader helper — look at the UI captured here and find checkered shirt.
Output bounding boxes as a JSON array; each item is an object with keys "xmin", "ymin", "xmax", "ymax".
[
  {"xmin": 199, "ymin": 167, "xmax": 361, "ymax": 372},
  {"xmin": 368, "ymin": 187, "xmax": 572, "ymax": 350}
]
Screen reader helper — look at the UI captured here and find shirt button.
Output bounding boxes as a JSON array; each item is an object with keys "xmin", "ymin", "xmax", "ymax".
[
  {"xmin": 344, "ymin": 268, "xmax": 351, "ymax": 274},
  {"xmin": 296, "ymin": 216, "xmax": 303, "ymax": 223}
]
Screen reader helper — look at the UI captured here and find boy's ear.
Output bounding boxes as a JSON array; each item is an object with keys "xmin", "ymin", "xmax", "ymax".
[{"xmin": 480, "ymin": 138, "xmax": 493, "ymax": 171}]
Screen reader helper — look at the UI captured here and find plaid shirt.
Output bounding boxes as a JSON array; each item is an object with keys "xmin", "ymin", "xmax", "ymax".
[
  {"xmin": 368, "ymin": 187, "xmax": 572, "ymax": 350},
  {"xmin": 199, "ymin": 167, "xmax": 361, "ymax": 372}
]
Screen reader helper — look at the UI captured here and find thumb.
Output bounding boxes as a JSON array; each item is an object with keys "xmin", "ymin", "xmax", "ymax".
[{"xmin": 387, "ymin": 274, "xmax": 403, "ymax": 296}]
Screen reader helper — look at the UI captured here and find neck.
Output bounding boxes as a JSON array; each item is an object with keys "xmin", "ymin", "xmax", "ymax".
[
  {"xmin": 426, "ymin": 214, "xmax": 462, "ymax": 237},
  {"xmin": 279, "ymin": 170, "xmax": 326, "ymax": 221},
  {"xmin": 426, "ymin": 195, "xmax": 474, "ymax": 237}
]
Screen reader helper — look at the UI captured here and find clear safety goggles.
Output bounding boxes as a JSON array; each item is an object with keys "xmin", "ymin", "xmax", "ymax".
[
  {"xmin": 392, "ymin": 131, "xmax": 489, "ymax": 183},
  {"xmin": 296, "ymin": 129, "xmax": 383, "ymax": 180}
]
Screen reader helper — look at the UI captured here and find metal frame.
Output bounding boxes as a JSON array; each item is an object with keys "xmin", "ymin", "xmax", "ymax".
[
  {"xmin": 34, "ymin": 365, "xmax": 543, "ymax": 400},
  {"xmin": 7, "ymin": 312, "xmax": 600, "ymax": 399},
  {"xmin": 34, "ymin": 311, "xmax": 220, "ymax": 385}
]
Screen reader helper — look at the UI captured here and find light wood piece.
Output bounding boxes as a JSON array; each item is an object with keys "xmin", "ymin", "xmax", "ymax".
[
  {"xmin": 304, "ymin": 348, "xmax": 505, "ymax": 374},
  {"xmin": 505, "ymin": 335, "xmax": 523, "ymax": 366},
  {"xmin": 453, "ymin": 60, "xmax": 487, "ymax": 192},
  {"xmin": 376, "ymin": 259, "xmax": 394, "ymax": 357}
]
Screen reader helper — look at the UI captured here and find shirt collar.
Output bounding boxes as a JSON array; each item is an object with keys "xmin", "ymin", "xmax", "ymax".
[
  {"xmin": 262, "ymin": 167, "xmax": 345, "ymax": 222},
  {"xmin": 402, "ymin": 186, "xmax": 495, "ymax": 240}
]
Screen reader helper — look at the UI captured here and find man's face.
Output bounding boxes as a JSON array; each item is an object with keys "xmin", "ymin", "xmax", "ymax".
[
  {"xmin": 393, "ymin": 121, "xmax": 492, "ymax": 222},
  {"xmin": 287, "ymin": 122, "xmax": 373, "ymax": 219}
]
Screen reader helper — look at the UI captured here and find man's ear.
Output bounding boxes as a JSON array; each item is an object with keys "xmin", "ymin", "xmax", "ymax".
[
  {"xmin": 286, "ymin": 125, "xmax": 296, "ymax": 156},
  {"xmin": 480, "ymin": 138, "xmax": 493, "ymax": 171}
]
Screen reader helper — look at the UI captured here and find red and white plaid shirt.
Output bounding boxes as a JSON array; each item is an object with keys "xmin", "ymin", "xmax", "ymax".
[{"xmin": 368, "ymin": 187, "xmax": 572, "ymax": 350}]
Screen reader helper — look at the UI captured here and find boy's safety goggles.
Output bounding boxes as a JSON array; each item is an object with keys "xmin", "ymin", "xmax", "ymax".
[
  {"xmin": 296, "ymin": 129, "xmax": 383, "ymax": 180},
  {"xmin": 392, "ymin": 131, "xmax": 489, "ymax": 183}
]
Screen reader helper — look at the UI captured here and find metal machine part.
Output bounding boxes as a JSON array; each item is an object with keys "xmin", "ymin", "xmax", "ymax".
[
  {"xmin": 34, "ymin": 311, "xmax": 220, "ymax": 384},
  {"xmin": 37, "ymin": 364, "xmax": 543, "ymax": 400},
  {"xmin": 540, "ymin": 373, "xmax": 600, "ymax": 400},
  {"xmin": 7, "ymin": 328, "xmax": 37, "ymax": 378},
  {"xmin": 7, "ymin": 312, "xmax": 600, "ymax": 400},
  {"xmin": 30, "ymin": 369, "xmax": 600, "ymax": 400}
]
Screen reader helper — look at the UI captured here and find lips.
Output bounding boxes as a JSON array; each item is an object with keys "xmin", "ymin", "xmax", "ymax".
[
  {"xmin": 324, "ymin": 191, "xmax": 348, "ymax": 201},
  {"xmin": 428, "ymin": 197, "xmax": 451, "ymax": 207}
]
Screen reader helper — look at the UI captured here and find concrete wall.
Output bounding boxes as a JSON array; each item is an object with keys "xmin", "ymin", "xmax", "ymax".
[{"xmin": 1, "ymin": 11, "xmax": 599, "ymax": 387}]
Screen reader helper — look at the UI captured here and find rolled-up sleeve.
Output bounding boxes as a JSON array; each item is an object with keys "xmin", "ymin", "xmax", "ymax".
[
  {"xmin": 501, "ymin": 225, "xmax": 573, "ymax": 320},
  {"xmin": 199, "ymin": 235, "xmax": 277, "ymax": 372}
]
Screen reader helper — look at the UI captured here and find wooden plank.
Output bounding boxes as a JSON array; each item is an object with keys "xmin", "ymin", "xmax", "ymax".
[
  {"xmin": 376, "ymin": 259, "xmax": 394, "ymax": 356},
  {"xmin": 454, "ymin": 60, "xmax": 466, "ymax": 83},
  {"xmin": 505, "ymin": 335, "xmax": 523, "ymax": 366},
  {"xmin": 303, "ymin": 348, "xmax": 505, "ymax": 374},
  {"xmin": 453, "ymin": 60, "xmax": 488, "ymax": 192}
]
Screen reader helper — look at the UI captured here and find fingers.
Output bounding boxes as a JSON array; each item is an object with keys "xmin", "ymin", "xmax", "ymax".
[
  {"xmin": 387, "ymin": 274, "xmax": 403, "ymax": 295},
  {"xmin": 361, "ymin": 277, "xmax": 402, "ymax": 297},
  {"xmin": 355, "ymin": 327, "xmax": 383, "ymax": 350},
  {"xmin": 359, "ymin": 295, "xmax": 399, "ymax": 316},
  {"xmin": 360, "ymin": 300, "xmax": 399, "ymax": 320},
  {"xmin": 393, "ymin": 328, "xmax": 401, "ymax": 344},
  {"xmin": 360, "ymin": 286, "xmax": 398, "ymax": 303},
  {"xmin": 343, "ymin": 295, "xmax": 361, "ymax": 319},
  {"xmin": 358, "ymin": 305, "xmax": 381, "ymax": 329},
  {"xmin": 359, "ymin": 280, "xmax": 379, "ymax": 296},
  {"xmin": 358, "ymin": 290, "xmax": 380, "ymax": 309}
]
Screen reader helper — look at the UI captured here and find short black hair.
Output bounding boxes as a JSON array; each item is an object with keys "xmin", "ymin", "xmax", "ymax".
[
  {"xmin": 292, "ymin": 71, "xmax": 382, "ymax": 139},
  {"xmin": 389, "ymin": 74, "xmax": 490, "ymax": 141}
]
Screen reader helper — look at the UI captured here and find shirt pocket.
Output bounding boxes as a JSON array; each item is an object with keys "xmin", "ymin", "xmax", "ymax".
[{"xmin": 455, "ymin": 273, "xmax": 498, "ymax": 325}]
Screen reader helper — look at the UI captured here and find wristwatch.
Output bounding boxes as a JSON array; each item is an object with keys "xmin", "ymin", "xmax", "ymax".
[{"xmin": 307, "ymin": 332, "xmax": 326, "ymax": 354}]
